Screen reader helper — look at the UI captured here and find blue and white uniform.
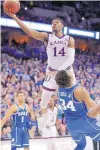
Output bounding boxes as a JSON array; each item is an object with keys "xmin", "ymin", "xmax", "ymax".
[
  {"xmin": 11, "ymin": 104, "xmax": 29, "ymax": 148},
  {"xmin": 58, "ymin": 84, "xmax": 100, "ymax": 150}
]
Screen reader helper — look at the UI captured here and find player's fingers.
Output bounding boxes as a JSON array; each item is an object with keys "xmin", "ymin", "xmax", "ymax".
[
  {"xmin": 6, "ymin": 8, "xmax": 11, "ymax": 15},
  {"xmin": 4, "ymin": 7, "xmax": 7, "ymax": 14},
  {"xmin": 5, "ymin": 8, "xmax": 9, "ymax": 14}
]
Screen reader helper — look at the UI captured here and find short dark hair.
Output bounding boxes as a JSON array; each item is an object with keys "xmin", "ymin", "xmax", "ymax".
[
  {"xmin": 17, "ymin": 91, "xmax": 24, "ymax": 96},
  {"xmin": 55, "ymin": 70, "xmax": 72, "ymax": 88},
  {"xmin": 52, "ymin": 18, "xmax": 64, "ymax": 25}
]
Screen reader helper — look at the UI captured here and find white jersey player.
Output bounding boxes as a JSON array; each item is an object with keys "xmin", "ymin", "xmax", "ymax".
[
  {"xmin": 43, "ymin": 33, "xmax": 76, "ymax": 94},
  {"xmin": 5, "ymin": 9, "xmax": 76, "ymax": 123},
  {"xmin": 38, "ymin": 95, "xmax": 58, "ymax": 138}
]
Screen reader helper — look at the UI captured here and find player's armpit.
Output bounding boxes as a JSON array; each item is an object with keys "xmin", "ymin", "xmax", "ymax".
[
  {"xmin": 1, "ymin": 105, "xmax": 17, "ymax": 129},
  {"xmin": 74, "ymin": 87, "xmax": 96, "ymax": 109},
  {"xmin": 68, "ymin": 37, "xmax": 75, "ymax": 48}
]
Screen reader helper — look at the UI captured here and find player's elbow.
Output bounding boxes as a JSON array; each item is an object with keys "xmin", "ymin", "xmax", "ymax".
[
  {"xmin": 87, "ymin": 111, "xmax": 96, "ymax": 118},
  {"xmin": 28, "ymin": 30, "xmax": 42, "ymax": 41}
]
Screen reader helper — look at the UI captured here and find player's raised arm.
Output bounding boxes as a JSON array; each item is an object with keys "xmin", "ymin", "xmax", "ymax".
[
  {"xmin": 58, "ymin": 37, "xmax": 75, "ymax": 71},
  {"xmin": 1, "ymin": 105, "xmax": 17, "ymax": 129},
  {"xmin": 4, "ymin": 9, "xmax": 48, "ymax": 42},
  {"xmin": 74, "ymin": 87, "xmax": 99, "ymax": 117}
]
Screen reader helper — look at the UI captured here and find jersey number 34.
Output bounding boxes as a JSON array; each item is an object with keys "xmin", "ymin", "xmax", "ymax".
[{"xmin": 60, "ymin": 99, "xmax": 76, "ymax": 111}]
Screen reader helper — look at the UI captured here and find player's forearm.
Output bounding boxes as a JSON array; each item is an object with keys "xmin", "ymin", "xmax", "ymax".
[
  {"xmin": 12, "ymin": 15, "xmax": 41, "ymax": 40},
  {"xmin": 1, "ymin": 118, "xmax": 7, "ymax": 129},
  {"xmin": 87, "ymin": 104, "xmax": 100, "ymax": 117}
]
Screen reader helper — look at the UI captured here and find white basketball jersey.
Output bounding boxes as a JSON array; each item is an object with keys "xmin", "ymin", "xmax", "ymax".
[
  {"xmin": 46, "ymin": 107, "xmax": 57, "ymax": 127},
  {"xmin": 46, "ymin": 34, "xmax": 70, "ymax": 70}
]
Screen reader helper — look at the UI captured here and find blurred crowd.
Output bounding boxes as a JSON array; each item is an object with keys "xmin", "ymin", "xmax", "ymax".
[
  {"xmin": 1, "ymin": 39, "xmax": 47, "ymax": 61},
  {"xmin": 1, "ymin": 53, "xmax": 67, "ymax": 139},
  {"xmin": 1, "ymin": 1, "xmax": 100, "ymax": 31},
  {"xmin": 1, "ymin": 46, "xmax": 100, "ymax": 139}
]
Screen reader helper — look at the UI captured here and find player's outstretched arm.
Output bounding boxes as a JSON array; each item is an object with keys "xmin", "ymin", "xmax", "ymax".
[
  {"xmin": 1, "ymin": 105, "xmax": 17, "ymax": 129},
  {"xmin": 74, "ymin": 87, "xmax": 98, "ymax": 118},
  {"xmin": 58, "ymin": 37, "xmax": 75, "ymax": 71},
  {"xmin": 4, "ymin": 8, "xmax": 48, "ymax": 42},
  {"xmin": 87, "ymin": 104, "xmax": 100, "ymax": 118}
]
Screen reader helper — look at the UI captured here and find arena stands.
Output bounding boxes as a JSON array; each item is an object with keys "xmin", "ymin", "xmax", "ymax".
[
  {"xmin": 1, "ymin": 46, "xmax": 100, "ymax": 139},
  {"xmin": 1, "ymin": 1, "xmax": 100, "ymax": 31}
]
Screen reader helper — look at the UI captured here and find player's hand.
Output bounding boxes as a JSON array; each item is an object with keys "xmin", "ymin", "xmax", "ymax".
[
  {"xmin": 29, "ymin": 127, "xmax": 34, "ymax": 139},
  {"xmin": 4, "ymin": 8, "xmax": 16, "ymax": 19}
]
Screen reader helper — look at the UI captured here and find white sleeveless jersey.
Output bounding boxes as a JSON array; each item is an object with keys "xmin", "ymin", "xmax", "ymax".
[
  {"xmin": 46, "ymin": 107, "xmax": 57, "ymax": 127},
  {"xmin": 46, "ymin": 34, "xmax": 70, "ymax": 70}
]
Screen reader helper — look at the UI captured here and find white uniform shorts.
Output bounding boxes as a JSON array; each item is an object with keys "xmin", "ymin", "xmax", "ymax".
[
  {"xmin": 43, "ymin": 66, "xmax": 76, "ymax": 91},
  {"xmin": 42, "ymin": 125, "xmax": 58, "ymax": 138}
]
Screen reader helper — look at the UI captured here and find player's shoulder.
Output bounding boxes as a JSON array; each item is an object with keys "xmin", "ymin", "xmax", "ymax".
[
  {"xmin": 69, "ymin": 36, "xmax": 75, "ymax": 44},
  {"xmin": 74, "ymin": 86, "xmax": 86, "ymax": 94},
  {"xmin": 41, "ymin": 32, "xmax": 49, "ymax": 42},
  {"xmin": 74, "ymin": 86, "xmax": 87, "ymax": 101},
  {"xmin": 68, "ymin": 36, "xmax": 75, "ymax": 47},
  {"xmin": 9, "ymin": 104, "xmax": 18, "ymax": 112},
  {"xmin": 11, "ymin": 104, "xmax": 17, "ymax": 108},
  {"xmin": 69, "ymin": 36, "xmax": 74, "ymax": 41},
  {"xmin": 49, "ymin": 33, "xmax": 54, "ymax": 38}
]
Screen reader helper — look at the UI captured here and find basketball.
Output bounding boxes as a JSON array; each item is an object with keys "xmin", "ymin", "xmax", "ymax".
[{"xmin": 3, "ymin": 0, "xmax": 20, "ymax": 14}]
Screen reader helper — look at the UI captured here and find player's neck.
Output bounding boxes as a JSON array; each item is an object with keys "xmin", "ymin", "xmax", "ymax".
[
  {"xmin": 49, "ymin": 106, "xmax": 54, "ymax": 111},
  {"xmin": 54, "ymin": 31, "xmax": 63, "ymax": 38},
  {"xmin": 18, "ymin": 102, "xmax": 25, "ymax": 107},
  {"xmin": 65, "ymin": 83, "xmax": 75, "ymax": 89}
]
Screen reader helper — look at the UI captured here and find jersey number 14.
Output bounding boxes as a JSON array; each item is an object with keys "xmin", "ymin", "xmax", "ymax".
[
  {"xmin": 60, "ymin": 99, "xmax": 76, "ymax": 111},
  {"xmin": 53, "ymin": 47, "xmax": 66, "ymax": 56}
]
